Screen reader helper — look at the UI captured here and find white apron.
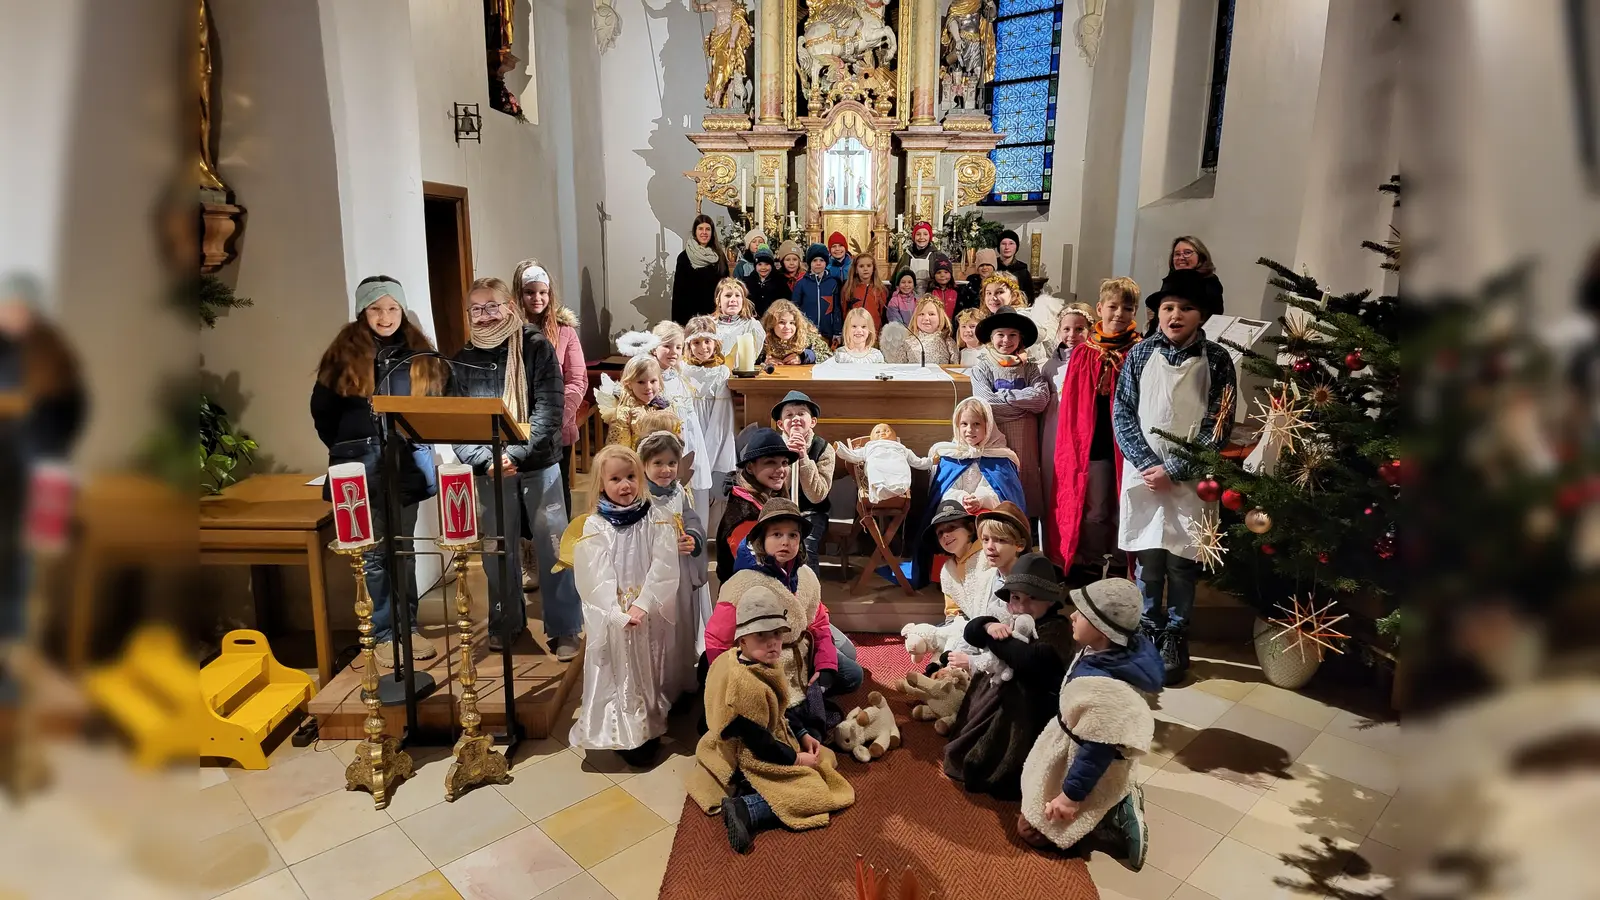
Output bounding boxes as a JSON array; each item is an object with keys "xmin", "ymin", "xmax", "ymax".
[{"xmin": 1117, "ymin": 349, "xmax": 1212, "ymax": 558}]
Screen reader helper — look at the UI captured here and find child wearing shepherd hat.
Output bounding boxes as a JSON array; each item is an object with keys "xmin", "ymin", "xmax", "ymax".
[
  {"xmin": 689, "ymin": 585, "xmax": 855, "ymax": 854},
  {"xmin": 942, "ymin": 551, "xmax": 1078, "ymax": 800},
  {"xmin": 1019, "ymin": 578, "xmax": 1163, "ymax": 871},
  {"xmin": 1114, "ymin": 267, "xmax": 1234, "ymax": 684},
  {"xmin": 969, "ymin": 309, "xmax": 1050, "ymax": 517}
]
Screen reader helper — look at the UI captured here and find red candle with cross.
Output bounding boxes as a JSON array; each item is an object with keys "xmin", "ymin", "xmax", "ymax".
[{"xmin": 328, "ymin": 462, "xmax": 375, "ymax": 549}]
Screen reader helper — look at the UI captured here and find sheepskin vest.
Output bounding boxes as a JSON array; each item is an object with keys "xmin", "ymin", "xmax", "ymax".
[{"xmin": 1020, "ymin": 675, "xmax": 1155, "ymax": 849}]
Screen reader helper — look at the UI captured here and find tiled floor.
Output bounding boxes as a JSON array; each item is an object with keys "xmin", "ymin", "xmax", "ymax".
[{"xmin": 191, "ymin": 641, "xmax": 1399, "ymax": 900}]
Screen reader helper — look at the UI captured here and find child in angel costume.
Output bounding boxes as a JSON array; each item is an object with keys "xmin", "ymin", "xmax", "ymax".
[
  {"xmin": 636, "ymin": 429, "xmax": 712, "ymax": 669},
  {"xmin": 645, "ymin": 321, "xmax": 716, "ymax": 518},
  {"xmin": 562, "ymin": 444, "xmax": 682, "ymax": 766},
  {"xmin": 683, "ymin": 314, "xmax": 736, "ymax": 538},
  {"xmin": 595, "ymin": 352, "xmax": 669, "ymax": 448}
]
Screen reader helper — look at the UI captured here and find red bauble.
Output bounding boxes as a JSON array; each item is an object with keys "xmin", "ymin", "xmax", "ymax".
[
  {"xmin": 1364, "ymin": 505, "xmax": 1377, "ymax": 516},
  {"xmin": 1261, "ymin": 544, "xmax": 1276, "ymax": 555},
  {"xmin": 1221, "ymin": 488, "xmax": 1246, "ymax": 511},
  {"xmin": 1378, "ymin": 459, "xmax": 1402, "ymax": 486},
  {"xmin": 1292, "ymin": 358, "xmax": 1315, "ymax": 375},
  {"xmin": 1317, "ymin": 552, "xmax": 1330, "ymax": 564},
  {"xmin": 1195, "ymin": 478, "xmax": 1222, "ymax": 503},
  {"xmin": 1559, "ymin": 483, "xmax": 1587, "ymax": 513},
  {"xmin": 1375, "ymin": 536, "xmax": 1396, "ymax": 559},
  {"xmin": 1345, "ymin": 349, "xmax": 1366, "ymax": 371}
]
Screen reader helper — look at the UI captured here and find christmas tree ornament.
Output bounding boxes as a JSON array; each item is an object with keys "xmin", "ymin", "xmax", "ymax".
[
  {"xmin": 1364, "ymin": 505, "xmax": 1377, "ymax": 516},
  {"xmin": 1285, "ymin": 442, "xmax": 1332, "ymax": 493},
  {"xmin": 1317, "ymin": 552, "xmax": 1330, "ymax": 564},
  {"xmin": 1211, "ymin": 384, "xmax": 1236, "ymax": 442},
  {"xmin": 1261, "ymin": 544, "xmax": 1276, "ymax": 555},
  {"xmin": 1268, "ymin": 594, "xmax": 1350, "ymax": 663},
  {"xmin": 1251, "ymin": 388, "xmax": 1312, "ymax": 452},
  {"xmin": 1244, "ymin": 508, "xmax": 1273, "ymax": 534},
  {"xmin": 1306, "ymin": 375, "xmax": 1338, "ymax": 409},
  {"xmin": 1345, "ymin": 349, "xmax": 1366, "ymax": 371},
  {"xmin": 1379, "ymin": 458, "xmax": 1402, "ymax": 486},
  {"xmin": 1292, "ymin": 357, "xmax": 1315, "ymax": 375},
  {"xmin": 1221, "ymin": 488, "xmax": 1246, "ymax": 511},
  {"xmin": 1375, "ymin": 534, "xmax": 1396, "ymax": 559},
  {"xmin": 1185, "ymin": 510, "xmax": 1228, "ymax": 572},
  {"xmin": 1195, "ymin": 477, "xmax": 1222, "ymax": 503}
]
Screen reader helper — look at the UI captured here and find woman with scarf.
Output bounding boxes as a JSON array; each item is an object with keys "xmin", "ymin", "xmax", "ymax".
[
  {"xmin": 1052, "ymin": 277, "xmax": 1142, "ymax": 576},
  {"xmin": 449, "ymin": 277, "xmax": 583, "ymax": 659},
  {"xmin": 311, "ymin": 276, "xmax": 449, "ymax": 669},
  {"xmin": 672, "ymin": 213, "xmax": 730, "ymax": 323}
]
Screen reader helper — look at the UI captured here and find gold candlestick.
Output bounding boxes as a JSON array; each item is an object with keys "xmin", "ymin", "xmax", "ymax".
[
  {"xmin": 332, "ymin": 540, "xmax": 413, "ymax": 809},
  {"xmin": 442, "ymin": 542, "xmax": 511, "ymax": 800}
]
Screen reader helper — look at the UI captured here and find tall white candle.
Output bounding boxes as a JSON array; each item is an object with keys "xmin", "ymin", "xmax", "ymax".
[
  {"xmin": 896, "ymin": 213, "xmax": 905, "ymax": 232},
  {"xmin": 937, "ymin": 186, "xmax": 946, "ymax": 229},
  {"xmin": 789, "ymin": 210, "xmax": 798, "ymax": 232},
  {"xmin": 740, "ymin": 169, "xmax": 749, "ymax": 210},
  {"xmin": 917, "ymin": 171, "xmax": 924, "ymax": 202},
  {"xmin": 757, "ymin": 186, "xmax": 766, "ymax": 231}
]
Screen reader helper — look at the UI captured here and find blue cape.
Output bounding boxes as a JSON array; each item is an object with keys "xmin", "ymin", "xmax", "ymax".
[{"xmin": 897, "ymin": 455, "xmax": 1027, "ymax": 587}]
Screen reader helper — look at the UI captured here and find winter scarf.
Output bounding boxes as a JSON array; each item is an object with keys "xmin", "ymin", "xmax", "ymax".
[
  {"xmin": 685, "ymin": 239, "xmax": 721, "ymax": 269},
  {"xmin": 984, "ymin": 345, "xmax": 1029, "ymax": 369},
  {"xmin": 597, "ymin": 496, "xmax": 651, "ymax": 529},
  {"xmin": 1085, "ymin": 322, "xmax": 1139, "ymax": 395},
  {"xmin": 689, "ymin": 350, "xmax": 728, "ymax": 368},
  {"xmin": 468, "ymin": 310, "xmax": 529, "ymax": 425},
  {"xmin": 763, "ymin": 324, "xmax": 813, "ymax": 363}
]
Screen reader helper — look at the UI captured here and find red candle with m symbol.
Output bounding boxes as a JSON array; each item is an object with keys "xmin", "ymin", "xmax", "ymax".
[{"xmin": 437, "ymin": 463, "xmax": 478, "ymax": 544}]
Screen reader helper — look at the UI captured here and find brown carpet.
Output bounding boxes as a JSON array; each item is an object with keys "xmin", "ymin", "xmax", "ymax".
[{"xmin": 658, "ymin": 635, "xmax": 1100, "ymax": 899}]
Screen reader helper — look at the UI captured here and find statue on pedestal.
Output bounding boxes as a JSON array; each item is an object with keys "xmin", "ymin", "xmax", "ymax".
[
  {"xmin": 940, "ymin": 0, "xmax": 996, "ymax": 118},
  {"xmin": 797, "ymin": 0, "xmax": 897, "ymax": 114},
  {"xmin": 697, "ymin": 0, "xmax": 753, "ymax": 112}
]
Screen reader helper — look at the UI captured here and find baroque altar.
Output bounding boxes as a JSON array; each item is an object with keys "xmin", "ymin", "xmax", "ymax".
[{"xmin": 685, "ymin": 0, "xmax": 1006, "ymax": 268}]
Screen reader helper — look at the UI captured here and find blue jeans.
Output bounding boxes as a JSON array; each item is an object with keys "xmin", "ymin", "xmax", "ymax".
[
  {"xmin": 737, "ymin": 790, "xmax": 780, "ymax": 830},
  {"xmin": 829, "ymin": 625, "xmax": 864, "ymax": 695},
  {"xmin": 366, "ymin": 501, "xmax": 421, "ymax": 642},
  {"xmin": 476, "ymin": 465, "xmax": 582, "ymax": 640},
  {"xmin": 1135, "ymin": 549, "xmax": 1200, "ymax": 631}
]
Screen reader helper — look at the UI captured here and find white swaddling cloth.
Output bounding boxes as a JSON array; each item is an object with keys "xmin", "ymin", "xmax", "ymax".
[{"xmin": 835, "ymin": 438, "xmax": 934, "ymax": 503}]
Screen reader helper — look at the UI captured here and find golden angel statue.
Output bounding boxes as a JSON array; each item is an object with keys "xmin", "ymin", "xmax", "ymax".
[
  {"xmin": 941, "ymin": 0, "xmax": 996, "ymax": 113},
  {"xmin": 696, "ymin": 0, "xmax": 752, "ymax": 111}
]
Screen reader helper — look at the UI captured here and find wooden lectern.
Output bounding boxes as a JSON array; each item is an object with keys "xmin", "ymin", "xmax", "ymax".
[{"xmin": 372, "ymin": 396, "xmax": 529, "ymax": 751}]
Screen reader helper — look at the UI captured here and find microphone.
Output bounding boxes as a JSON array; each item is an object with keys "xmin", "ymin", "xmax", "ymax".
[{"xmin": 376, "ymin": 349, "xmax": 498, "ymax": 394}]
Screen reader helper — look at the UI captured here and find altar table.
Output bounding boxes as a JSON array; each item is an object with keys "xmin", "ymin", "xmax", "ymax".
[{"xmin": 726, "ymin": 365, "xmax": 972, "ymax": 451}]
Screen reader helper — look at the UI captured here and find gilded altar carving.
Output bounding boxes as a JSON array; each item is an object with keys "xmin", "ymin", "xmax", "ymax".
[
  {"xmin": 910, "ymin": 156, "xmax": 936, "ymax": 180},
  {"xmin": 759, "ymin": 155, "xmax": 784, "ymax": 181},
  {"xmin": 954, "ymin": 154, "xmax": 996, "ymax": 206},
  {"xmin": 685, "ymin": 154, "xmax": 740, "ymax": 208},
  {"xmin": 939, "ymin": 0, "xmax": 995, "ymax": 120},
  {"xmin": 797, "ymin": 0, "xmax": 898, "ymax": 115},
  {"xmin": 696, "ymin": 0, "xmax": 752, "ymax": 112}
]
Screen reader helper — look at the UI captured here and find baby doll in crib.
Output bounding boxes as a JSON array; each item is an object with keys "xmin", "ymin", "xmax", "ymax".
[{"xmin": 832, "ymin": 423, "xmax": 935, "ymax": 504}]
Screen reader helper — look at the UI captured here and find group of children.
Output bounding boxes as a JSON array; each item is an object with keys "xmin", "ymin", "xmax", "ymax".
[{"xmin": 568, "ymin": 252, "xmax": 1235, "ymax": 868}]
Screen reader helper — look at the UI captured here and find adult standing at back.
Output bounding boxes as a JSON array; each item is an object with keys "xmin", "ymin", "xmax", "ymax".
[
  {"xmin": 513, "ymin": 258, "xmax": 584, "ymax": 518},
  {"xmin": 996, "ymin": 230, "xmax": 1036, "ymax": 303},
  {"xmin": 450, "ymin": 277, "xmax": 583, "ymax": 660},
  {"xmin": 672, "ymin": 213, "xmax": 729, "ymax": 323},
  {"xmin": 1144, "ymin": 236, "xmax": 1223, "ymax": 336}
]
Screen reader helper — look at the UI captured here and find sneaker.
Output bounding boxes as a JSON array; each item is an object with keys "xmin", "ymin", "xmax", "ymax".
[
  {"xmin": 1172, "ymin": 625, "xmax": 1191, "ymax": 673},
  {"xmin": 409, "ymin": 632, "xmax": 438, "ymax": 661},
  {"xmin": 1158, "ymin": 629, "xmax": 1184, "ymax": 686},
  {"xmin": 1108, "ymin": 785, "xmax": 1148, "ymax": 871},
  {"xmin": 723, "ymin": 798, "xmax": 754, "ymax": 854},
  {"xmin": 372, "ymin": 642, "xmax": 396, "ymax": 669},
  {"xmin": 552, "ymin": 635, "xmax": 581, "ymax": 663}
]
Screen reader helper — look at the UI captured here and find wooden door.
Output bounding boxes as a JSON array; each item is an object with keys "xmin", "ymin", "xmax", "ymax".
[{"xmin": 422, "ymin": 182, "xmax": 473, "ymax": 356}]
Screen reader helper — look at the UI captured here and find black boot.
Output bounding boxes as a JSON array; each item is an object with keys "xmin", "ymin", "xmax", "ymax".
[
  {"xmin": 723, "ymin": 798, "xmax": 755, "ymax": 854},
  {"xmin": 616, "ymin": 737, "xmax": 661, "ymax": 767},
  {"xmin": 1161, "ymin": 624, "xmax": 1189, "ymax": 686}
]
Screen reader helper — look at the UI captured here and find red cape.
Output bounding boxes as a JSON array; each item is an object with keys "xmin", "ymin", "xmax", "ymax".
[{"xmin": 1049, "ymin": 345, "xmax": 1127, "ymax": 566}]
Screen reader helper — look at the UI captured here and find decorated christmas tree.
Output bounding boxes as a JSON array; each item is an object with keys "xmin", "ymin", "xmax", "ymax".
[{"xmin": 1163, "ymin": 181, "xmax": 1401, "ymax": 647}]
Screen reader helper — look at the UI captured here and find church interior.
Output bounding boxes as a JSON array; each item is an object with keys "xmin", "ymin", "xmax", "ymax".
[{"xmin": 5, "ymin": 0, "xmax": 1600, "ymax": 898}]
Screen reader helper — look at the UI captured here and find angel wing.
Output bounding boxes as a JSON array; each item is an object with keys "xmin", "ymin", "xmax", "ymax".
[
  {"xmin": 678, "ymin": 449, "xmax": 696, "ymax": 486},
  {"xmin": 552, "ymin": 513, "xmax": 593, "ymax": 572},
  {"xmin": 594, "ymin": 373, "xmax": 622, "ymax": 422}
]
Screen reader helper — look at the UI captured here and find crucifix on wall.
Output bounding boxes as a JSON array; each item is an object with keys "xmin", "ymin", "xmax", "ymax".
[{"xmin": 823, "ymin": 136, "xmax": 872, "ymax": 211}]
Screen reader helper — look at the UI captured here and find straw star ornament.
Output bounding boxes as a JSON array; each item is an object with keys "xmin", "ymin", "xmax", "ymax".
[
  {"xmin": 1268, "ymin": 594, "xmax": 1350, "ymax": 663},
  {"xmin": 1185, "ymin": 509, "xmax": 1228, "ymax": 572}
]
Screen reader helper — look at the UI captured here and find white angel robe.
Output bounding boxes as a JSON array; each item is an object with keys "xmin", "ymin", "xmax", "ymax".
[
  {"xmin": 659, "ymin": 366, "xmax": 713, "ymax": 494},
  {"xmin": 648, "ymin": 481, "xmax": 710, "ymax": 688},
  {"xmin": 682, "ymin": 362, "xmax": 735, "ymax": 479},
  {"xmin": 569, "ymin": 506, "xmax": 681, "ymax": 751}
]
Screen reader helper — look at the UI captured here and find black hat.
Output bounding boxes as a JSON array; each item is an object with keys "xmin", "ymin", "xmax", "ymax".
[
  {"xmin": 736, "ymin": 426, "xmax": 799, "ymax": 466},
  {"xmin": 998, "ymin": 229, "xmax": 1021, "ymax": 249},
  {"xmin": 769, "ymin": 390, "xmax": 820, "ymax": 422},
  {"xmin": 931, "ymin": 253, "xmax": 954, "ymax": 274},
  {"xmin": 929, "ymin": 499, "xmax": 974, "ymax": 530},
  {"xmin": 755, "ymin": 248, "xmax": 775, "ymax": 264},
  {"xmin": 1146, "ymin": 269, "xmax": 1223, "ymax": 318},
  {"xmin": 805, "ymin": 242, "xmax": 829, "ymax": 265},
  {"xmin": 891, "ymin": 268, "xmax": 919, "ymax": 289},
  {"xmin": 975, "ymin": 309, "xmax": 1039, "ymax": 348},
  {"xmin": 994, "ymin": 552, "xmax": 1066, "ymax": 607}
]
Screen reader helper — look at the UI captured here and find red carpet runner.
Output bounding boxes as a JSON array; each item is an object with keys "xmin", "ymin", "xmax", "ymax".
[{"xmin": 657, "ymin": 635, "xmax": 1100, "ymax": 899}]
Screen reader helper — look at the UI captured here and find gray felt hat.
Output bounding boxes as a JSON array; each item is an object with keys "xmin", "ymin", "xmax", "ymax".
[
  {"xmin": 994, "ymin": 552, "xmax": 1066, "ymax": 607},
  {"xmin": 1070, "ymin": 578, "xmax": 1143, "ymax": 646},
  {"xmin": 734, "ymin": 586, "xmax": 791, "ymax": 640}
]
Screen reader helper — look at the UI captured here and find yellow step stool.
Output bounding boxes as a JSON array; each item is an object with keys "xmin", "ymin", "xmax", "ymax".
[{"xmin": 85, "ymin": 627, "xmax": 312, "ymax": 769}]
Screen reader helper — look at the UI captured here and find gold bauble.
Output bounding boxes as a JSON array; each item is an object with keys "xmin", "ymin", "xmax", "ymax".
[{"xmin": 1244, "ymin": 508, "xmax": 1273, "ymax": 534}]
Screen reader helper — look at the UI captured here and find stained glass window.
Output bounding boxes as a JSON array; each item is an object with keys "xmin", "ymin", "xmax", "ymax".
[
  {"xmin": 1201, "ymin": 0, "xmax": 1236, "ymax": 171},
  {"xmin": 986, "ymin": 1, "xmax": 1064, "ymax": 203}
]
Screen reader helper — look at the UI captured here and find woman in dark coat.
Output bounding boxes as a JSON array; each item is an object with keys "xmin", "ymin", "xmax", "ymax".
[
  {"xmin": 310, "ymin": 275, "xmax": 450, "ymax": 668},
  {"xmin": 943, "ymin": 553, "xmax": 1078, "ymax": 800},
  {"xmin": 672, "ymin": 213, "xmax": 730, "ymax": 323},
  {"xmin": 1144, "ymin": 235, "xmax": 1224, "ymax": 336}
]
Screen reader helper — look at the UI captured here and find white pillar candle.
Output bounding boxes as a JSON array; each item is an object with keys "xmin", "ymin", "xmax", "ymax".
[
  {"xmin": 757, "ymin": 186, "xmax": 766, "ymax": 230},
  {"xmin": 740, "ymin": 168, "xmax": 749, "ymax": 210},
  {"xmin": 937, "ymin": 186, "xmax": 946, "ymax": 229}
]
